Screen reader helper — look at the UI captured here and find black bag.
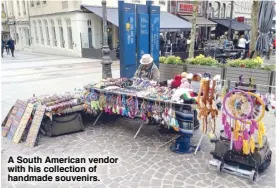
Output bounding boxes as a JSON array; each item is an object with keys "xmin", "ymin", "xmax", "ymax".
[{"xmin": 42, "ymin": 112, "xmax": 84, "ymax": 137}]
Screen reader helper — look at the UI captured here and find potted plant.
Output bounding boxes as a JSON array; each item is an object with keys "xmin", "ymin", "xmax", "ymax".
[
  {"xmin": 185, "ymin": 54, "xmax": 223, "ymax": 78},
  {"xmin": 225, "ymin": 57, "xmax": 274, "ymax": 94},
  {"xmin": 159, "ymin": 56, "xmax": 186, "ymax": 81}
]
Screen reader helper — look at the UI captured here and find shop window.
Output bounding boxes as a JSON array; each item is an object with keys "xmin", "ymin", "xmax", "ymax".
[
  {"xmin": 44, "ymin": 20, "xmax": 50, "ymax": 45},
  {"xmin": 39, "ymin": 20, "xmax": 44, "ymax": 44},
  {"xmin": 43, "ymin": 1, "xmax": 47, "ymax": 4},
  {"xmin": 30, "ymin": 1, "xmax": 34, "ymax": 7},
  {"xmin": 23, "ymin": 28, "xmax": 28, "ymax": 46},
  {"xmin": 37, "ymin": 1, "xmax": 40, "ymax": 6},
  {"xmin": 66, "ymin": 19, "xmax": 73, "ymax": 49},
  {"xmin": 87, "ymin": 19, "xmax": 92, "ymax": 48},
  {"xmin": 51, "ymin": 20, "xmax": 57, "ymax": 46},
  {"xmin": 33, "ymin": 21, "xmax": 39, "ymax": 44},
  {"xmin": 58, "ymin": 19, "xmax": 65, "ymax": 48}
]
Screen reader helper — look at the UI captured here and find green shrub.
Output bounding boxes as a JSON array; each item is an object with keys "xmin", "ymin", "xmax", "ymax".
[
  {"xmin": 159, "ymin": 56, "xmax": 166, "ymax": 64},
  {"xmin": 159, "ymin": 56, "xmax": 184, "ymax": 65},
  {"xmin": 186, "ymin": 54, "xmax": 219, "ymax": 66},
  {"xmin": 227, "ymin": 56, "xmax": 264, "ymax": 69}
]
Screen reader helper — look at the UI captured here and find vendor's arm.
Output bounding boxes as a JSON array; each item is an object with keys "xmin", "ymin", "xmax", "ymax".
[
  {"xmin": 151, "ymin": 65, "xmax": 160, "ymax": 81},
  {"xmin": 134, "ymin": 65, "xmax": 142, "ymax": 78}
]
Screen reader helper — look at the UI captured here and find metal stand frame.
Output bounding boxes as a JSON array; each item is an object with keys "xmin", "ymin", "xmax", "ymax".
[
  {"xmin": 158, "ymin": 134, "xmax": 182, "ymax": 148},
  {"xmin": 194, "ymin": 134, "xmax": 204, "ymax": 155},
  {"xmin": 93, "ymin": 111, "xmax": 103, "ymax": 126},
  {"xmin": 134, "ymin": 120, "xmax": 144, "ymax": 139}
]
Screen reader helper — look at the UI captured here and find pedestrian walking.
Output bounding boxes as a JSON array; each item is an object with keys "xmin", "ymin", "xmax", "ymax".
[
  {"xmin": 7, "ymin": 38, "xmax": 15, "ymax": 57},
  {"xmin": 2, "ymin": 39, "xmax": 5, "ymax": 58},
  {"xmin": 5, "ymin": 40, "xmax": 10, "ymax": 55}
]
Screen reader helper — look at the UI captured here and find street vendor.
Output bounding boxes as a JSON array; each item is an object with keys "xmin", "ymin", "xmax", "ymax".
[{"xmin": 134, "ymin": 54, "xmax": 160, "ymax": 81}]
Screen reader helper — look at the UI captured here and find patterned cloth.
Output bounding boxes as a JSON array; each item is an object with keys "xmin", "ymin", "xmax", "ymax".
[{"xmin": 134, "ymin": 63, "xmax": 160, "ymax": 81}]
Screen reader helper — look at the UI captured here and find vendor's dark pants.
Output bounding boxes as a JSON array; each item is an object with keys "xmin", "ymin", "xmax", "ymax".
[
  {"xmin": 5, "ymin": 47, "xmax": 9, "ymax": 55},
  {"xmin": 10, "ymin": 48, "xmax": 14, "ymax": 57},
  {"xmin": 1, "ymin": 48, "xmax": 4, "ymax": 57}
]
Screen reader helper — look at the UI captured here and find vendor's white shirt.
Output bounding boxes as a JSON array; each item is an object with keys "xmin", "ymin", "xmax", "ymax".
[{"xmin": 238, "ymin": 38, "xmax": 248, "ymax": 48}]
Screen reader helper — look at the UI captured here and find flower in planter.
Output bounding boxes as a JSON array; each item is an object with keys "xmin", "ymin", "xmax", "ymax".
[
  {"xmin": 186, "ymin": 55, "xmax": 219, "ymax": 67},
  {"xmin": 164, "ymin": 56, "xmax": 184, "ymax": 65},
  {"xmin": 227, "ymin": 57, "xmax": 264, "ymax": 69}
]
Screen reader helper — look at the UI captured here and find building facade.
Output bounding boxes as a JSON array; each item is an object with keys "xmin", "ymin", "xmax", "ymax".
[
  {"xmin": 2, "ymin": 0, "xmax": 253, "ymax": 57},
  {"xmin": 1, "ymin": 0, "xmax": 169, "ymax": 57}
]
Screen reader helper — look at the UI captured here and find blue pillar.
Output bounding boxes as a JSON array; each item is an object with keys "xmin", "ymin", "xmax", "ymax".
[
  {"xmin": 118, "ymin": 2, "xmax": 136, "ymax": 78},
  {"xmin": 147, "ymin": 3, "xmax": 160, "ymax": 67},
  {"xmin": 136, "ymin": 5, "xmax": 149, "ymax": 67}
]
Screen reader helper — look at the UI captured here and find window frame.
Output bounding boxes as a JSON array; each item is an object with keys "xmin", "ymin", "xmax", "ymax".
[{"xmin": 17, "ymin": 1, "xmax": 20, "ymax": 16}]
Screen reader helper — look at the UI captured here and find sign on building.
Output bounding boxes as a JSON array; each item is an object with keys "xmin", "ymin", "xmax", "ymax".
[{"xmin": 177, "ymin": 3, "xmax": 201, "ymax": 14}]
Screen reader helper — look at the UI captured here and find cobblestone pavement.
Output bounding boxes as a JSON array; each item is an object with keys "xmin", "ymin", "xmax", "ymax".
[
  {"xmin": 1, "ymin": 51, "xmax": 276, "ymax": 188},
  {"xmin": 1, "ymin": 113, "xmax": 275, "ymax": 188}
]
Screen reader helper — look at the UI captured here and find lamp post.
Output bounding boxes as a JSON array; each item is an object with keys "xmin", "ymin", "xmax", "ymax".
[{"xmin": 101, "ymin": 0, "xmax": 112, "ymax": 79}]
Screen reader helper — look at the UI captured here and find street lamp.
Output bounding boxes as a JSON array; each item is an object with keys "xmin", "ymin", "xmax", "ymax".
[{"xmin": 101, "ymin": 0, "xmax": 112, "ymax": 79}]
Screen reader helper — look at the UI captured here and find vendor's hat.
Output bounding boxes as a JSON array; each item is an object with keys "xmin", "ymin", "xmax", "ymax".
[{"xmin": 140, "ymin": 54, "xmax": 153, "ymax": 65}]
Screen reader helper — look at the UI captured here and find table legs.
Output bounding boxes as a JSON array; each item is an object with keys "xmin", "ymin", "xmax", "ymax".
[
  {"xmin": 134, "ymin": 121, "xmax": 144, "ymax": 139},
  {"xmin": 93, "ymin": 111, "xmax": 103, "ymax": 126}
]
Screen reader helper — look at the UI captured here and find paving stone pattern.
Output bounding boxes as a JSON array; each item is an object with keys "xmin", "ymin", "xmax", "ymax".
[
  {"xmin": 1, "ymin": 113, "xmax": 275, "ymax": 188},
  {"xmin": 1, "ymin": 51, "xmax": 275, "ymax": 188}
]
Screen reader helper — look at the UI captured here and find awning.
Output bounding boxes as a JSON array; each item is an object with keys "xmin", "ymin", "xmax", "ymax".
[
  {"xmin": 81, "ymin": 6, "xmax": 118, "ymax": 26},
  {"xmin": 211, "ymin": 19, "xmax": 251, "ymax": 31},
  {"xmin": 160, "ymin": 12, "xmax": 192, "ymax": 32},
  {"xmin": 180, "ymin": 16, "xmax": 217, "ymax": 27},
  {"xmin": 81, "ymin": 6, "xmax": 192, "ymax": 32}
]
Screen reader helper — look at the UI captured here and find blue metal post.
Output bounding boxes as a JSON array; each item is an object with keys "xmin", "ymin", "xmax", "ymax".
[
  {"xmin": 136, "ymin": 5, "xmax": 149, "ymax": 68},
  {"xmin": 147, "ymin": 2, "xmax": 160, "ymax": 67},
  {"xmin": 118, "ymin": 2, "xmax": 137, "ymax": 78}
]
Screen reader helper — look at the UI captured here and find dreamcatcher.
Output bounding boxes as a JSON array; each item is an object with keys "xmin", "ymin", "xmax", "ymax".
[{"xmin": 222, "ymin": 90, "xmax": 266, "ymax": 155}]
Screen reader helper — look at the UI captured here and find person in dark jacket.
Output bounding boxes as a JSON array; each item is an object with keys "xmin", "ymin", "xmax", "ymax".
[
  {"xmin": 7, "ymin": 38, "xmax": 15, "ymax": 57},
  {"xmin": 178, "ymin": 34, "xmax": 186, "ymax": 52},
  {"xmin": 4, "ymin": 40, "xmax": 9, "ymax": 55},
  {"xmin": 159, "ymin": 33, "xmax": 165, "ymax": 56},
  {"xmin": 2, "ymin": 39, "xmax": 5, "ymax": 58}
]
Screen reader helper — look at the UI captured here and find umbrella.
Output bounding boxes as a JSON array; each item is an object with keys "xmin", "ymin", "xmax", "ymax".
[{"xmin": 255, "ymin": 1, "xmax": 275, "ymax": 55}]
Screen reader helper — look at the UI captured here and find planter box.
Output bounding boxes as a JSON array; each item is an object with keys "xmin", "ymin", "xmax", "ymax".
[
  {"xmin": 159, "ymin": 64, "xmax": 186, "ymax": 81},
  {"xmin": 186, "ymin": 64, "xmax": 224, "ymax": 79},
  {"xmin": 225, "ymin": 67, "xmax": 272, "ymax": 94}
]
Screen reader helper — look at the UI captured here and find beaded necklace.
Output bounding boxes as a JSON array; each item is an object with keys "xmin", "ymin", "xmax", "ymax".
[
  {"xmin": 140, "ymin": 99, "xmax": 147, "ymax": 121},
  {"xmin": 127, "ymin": 96, "xmax": 137, "ymax": 118},
  {"xmin": 121, "ymin": 95, "xmax": 129, "ymax": 116},
  {"xmin": 99, "ymin": 93, "xmax": 107, "ymax": 111}
]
